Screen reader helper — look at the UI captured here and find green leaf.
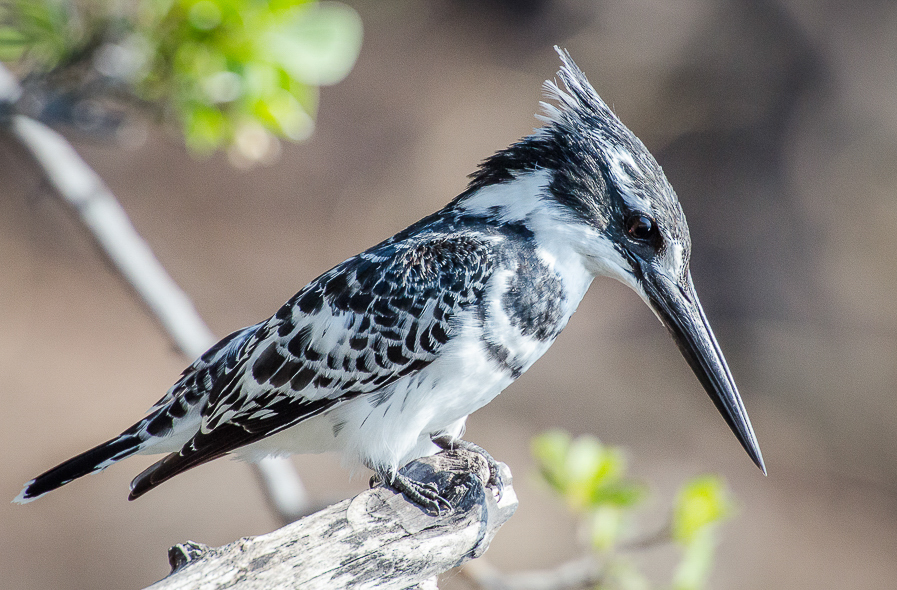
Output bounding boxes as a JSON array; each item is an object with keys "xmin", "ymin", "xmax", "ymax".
[
  {"xmin": 531, "ymin": 429, "xmax": 571, "ymax": 487},
  {"xmin": 565, "ymin": 435, "xmax": 607, "ymax": 484},
  {"xmin": 0, "ymin": 26, "xmax": 29, "ymax": 60},
  {"xmin": 183, "ymin": 104, "xmax": 228, "ymax": 152},
  {"xmin": 242, "ymin": 61, "xmax": 279, "ymax": 100},
  {"xmin": 532, "ymin": 430, "xmax": 645, "ymax": 513},
  {"xmin": 265, "ymin": 2, "xmax": 362, "ymax": 85},
  {"xmin": 590, "ymin": 480, "xmax": 645, "ymax": 508},
  {"xmin": 265, "ymin": 88, "xmax": 314, "ymax": 140},
  {"xmin": 671, "ymin": 475, "xmax": 733, "ymax": 544}
]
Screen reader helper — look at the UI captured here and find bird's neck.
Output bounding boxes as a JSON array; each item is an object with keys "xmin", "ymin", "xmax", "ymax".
[{"xmin": 455, "ymin": 170, "xmax": 596, "ymax": 308}]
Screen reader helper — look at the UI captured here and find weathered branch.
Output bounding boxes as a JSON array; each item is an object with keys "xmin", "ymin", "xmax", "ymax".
[
  {"xmin": 461, "ymin": 556, "xmax": 603, "ymax": 590},
  {"xmin": 145, "ymin": 450, "xmax": 517, "ymax": 590},
  {"xmin": 0, "ymin": 62, "xmax": 308, "ymax": 523}
]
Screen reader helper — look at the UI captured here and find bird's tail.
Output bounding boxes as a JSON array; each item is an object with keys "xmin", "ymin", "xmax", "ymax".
[{"xmin": 13, "ymin": 433, "xmax": 144, "ymax": 504}]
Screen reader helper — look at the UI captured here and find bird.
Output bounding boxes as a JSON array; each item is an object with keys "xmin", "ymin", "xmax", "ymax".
[{"xmin": 14, "ymin": 48, "xmax": 764, "ymax": 511}]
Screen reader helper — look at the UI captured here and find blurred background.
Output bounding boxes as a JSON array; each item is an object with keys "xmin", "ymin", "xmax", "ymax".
[{"xmin": 2, "ymin": 0, "xmax": 897, "ymax": 587}]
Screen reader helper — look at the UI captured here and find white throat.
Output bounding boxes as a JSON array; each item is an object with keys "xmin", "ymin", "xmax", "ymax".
[{"xmin": 460, "ymin": 170, "xmax": 642, "ymax": 304}]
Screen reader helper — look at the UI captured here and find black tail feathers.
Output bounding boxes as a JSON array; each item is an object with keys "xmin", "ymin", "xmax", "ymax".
[{"xmin": 14, "ymin": 434, "xmax": 142, "ymax": 504}]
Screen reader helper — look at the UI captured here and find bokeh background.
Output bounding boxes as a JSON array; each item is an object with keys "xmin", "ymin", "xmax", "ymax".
[{"xmin": 3, "ymin": 0, "xmax": 897, "ymax": 587}]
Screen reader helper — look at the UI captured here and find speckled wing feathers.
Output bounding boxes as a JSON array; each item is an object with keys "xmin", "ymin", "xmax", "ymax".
[
  {"xmin": 128, "ymin": 230, "xmax": 493, "ymax": 498},
  {"xmin": 135, "ymin": 323, "xmax": 261, "ymax": 439}
]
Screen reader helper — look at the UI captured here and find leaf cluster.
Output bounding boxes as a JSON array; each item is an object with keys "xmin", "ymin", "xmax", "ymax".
[
  {"xmin": 532, "ymin": 430, "xmax": 735, "ymax": 590},
  {"xmin": 0, "ymin": 0, "xmax": 362, "ymax": 161}
]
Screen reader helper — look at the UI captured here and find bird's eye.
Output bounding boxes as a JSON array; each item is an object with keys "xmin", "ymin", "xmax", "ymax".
[{"xmin": 625, "ymin": 213, "xmax": 657, "ymax": 243}]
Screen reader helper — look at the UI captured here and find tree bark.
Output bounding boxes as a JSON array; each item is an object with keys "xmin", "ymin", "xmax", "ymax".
[{"xmin": 146, "ymin": 450, "xmax": 517, "ymax": 590}]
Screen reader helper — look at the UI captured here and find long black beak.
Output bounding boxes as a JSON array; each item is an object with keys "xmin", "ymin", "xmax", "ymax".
[{"xmin": 640, "ymin": 266, "xmax": 766, "ymax": 474}]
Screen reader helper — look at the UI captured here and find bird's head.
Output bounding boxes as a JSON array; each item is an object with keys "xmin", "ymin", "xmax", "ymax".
[{"xmin": 466, "ymin": 48, "xmax": 764, "ymax": 473}]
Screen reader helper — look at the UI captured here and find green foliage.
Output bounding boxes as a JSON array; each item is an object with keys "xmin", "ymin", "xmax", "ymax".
[
  {"xmin": 0, "ymin": 0, "xmax": 362, "ymax": 160},
  {"xmin": 670, "ymin": 476, "xmax": 733, "ymax": 590},
  {"xmin": 672, "ymin": 475, "xmax": 732, "ymax": 544},
  {"xmin": 0, "ymin": 0, "xmax": 74, "ymax": 64},
  {"xmin": 533, "ymin": 430, "xmax": 645, "ymax": 552},
  {"xmin": 532, "ymin": 430, "xmax": 736, "ymax": 590}
]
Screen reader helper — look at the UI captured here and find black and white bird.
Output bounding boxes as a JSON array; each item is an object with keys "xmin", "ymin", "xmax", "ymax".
[{"xmin": 15, "ymin": 49, "xmax": 764, "ymax": 510}]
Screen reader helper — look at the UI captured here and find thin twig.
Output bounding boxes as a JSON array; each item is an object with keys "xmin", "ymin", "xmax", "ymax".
[
  {"xmin": 617, "ymin": 522, "xmax": 672, "ymax": 552},
  {"xmin": 460, "ymin": 556, "xmax": 603, "ymax": 590},
  {"xmin": 0, "ymin": 62, "xmax": 309, "ymax": 523},
  {"xmin": 459, "ymin": 515, "xmax": 674, "ymax": 590}
]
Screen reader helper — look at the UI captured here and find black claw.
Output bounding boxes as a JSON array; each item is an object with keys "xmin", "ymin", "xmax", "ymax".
[
  {"xmin": 388, "ymin": 471, "xmax": 453, "ymax": 515},
  {"xmin": 431, "ymin": 435, "xmax": 504, "ymax": 501}
]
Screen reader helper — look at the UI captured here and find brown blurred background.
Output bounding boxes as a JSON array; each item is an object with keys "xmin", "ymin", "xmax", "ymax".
[{"xmin": 2, "ymin": 0, "xmax": 897, "ymax": 587}]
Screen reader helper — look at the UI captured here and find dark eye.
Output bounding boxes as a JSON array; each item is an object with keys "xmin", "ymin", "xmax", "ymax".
[{"xmin": 625, "ymin": 213, "xmax": 658, "ymax": 243}]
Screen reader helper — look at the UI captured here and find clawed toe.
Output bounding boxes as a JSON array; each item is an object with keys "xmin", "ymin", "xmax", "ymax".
[
  {"xmin": 431, "ymin": 435, "xmax": 504, "ymax": 500},
  {"xmin": 387, "ymin": 472, "xmax": 453, "ymax": 515},
  {"xmin": 378, "ymin": 436, "xmax": 506, "ymax": 513}
]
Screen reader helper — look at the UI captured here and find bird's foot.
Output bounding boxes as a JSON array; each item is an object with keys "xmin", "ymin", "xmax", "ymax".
[
  {"xmin": 431, "ymin": 434, "xmax": 504, "ymax": 501},
  {"xmin": 384, "ymin": 471, "xmax": 453, "ymax": 515}
]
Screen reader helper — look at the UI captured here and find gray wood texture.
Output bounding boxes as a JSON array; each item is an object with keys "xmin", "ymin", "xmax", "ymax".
[{"xmin": 145, "ymin": 449, "xmax": 517, "ymax": 589}]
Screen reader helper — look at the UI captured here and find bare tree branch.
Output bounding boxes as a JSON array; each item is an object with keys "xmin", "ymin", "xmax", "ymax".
[
  {"xmin": 460, "ymin": 557, "xmax": 603, "ymax": 590},
  {"xmin": 145, "ymin": 450, "xmax": 517, "ymax": 590},
  {"xmin": 0, "ymin": 62, "xmax": 308, "ymax": 523}
]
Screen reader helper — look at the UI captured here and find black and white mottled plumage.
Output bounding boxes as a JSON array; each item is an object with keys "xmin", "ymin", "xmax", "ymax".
[{"xmin": 15, "ymin": 48, "xmax": 763, "ymax": 507}]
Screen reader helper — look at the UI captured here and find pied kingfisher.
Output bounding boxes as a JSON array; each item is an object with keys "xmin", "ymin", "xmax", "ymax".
[{"xmin": 15, "ymin": 48, "xmax": 764, "ymax": 511}]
